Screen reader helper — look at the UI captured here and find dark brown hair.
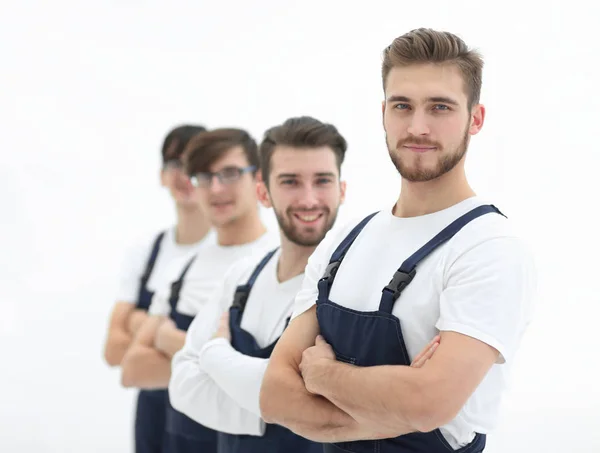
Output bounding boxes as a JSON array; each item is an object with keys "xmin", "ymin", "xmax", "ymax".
[
  {"xmin": 258, "ymin": 116, "xmax": 347, "ymax": 186},
  {"xmin": 382, "ymin": 28, "xmax": 484, "ymax": 107},
  {"xmin": 183, "ymin": 128, "xmax": 259, "ymax": 175},
  {"xmin": 161, "ymin": 124, "xmax": 207, "ymax": 164}
]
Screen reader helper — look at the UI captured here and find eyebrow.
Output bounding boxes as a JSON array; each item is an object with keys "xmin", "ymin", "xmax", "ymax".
[
  {"xmin": 386, "ymin": 95, "xmax": 459, "ymax": 106},
  {"xmin": 276, "ymin": 172, "xmax": 337, "ymax": 179}
]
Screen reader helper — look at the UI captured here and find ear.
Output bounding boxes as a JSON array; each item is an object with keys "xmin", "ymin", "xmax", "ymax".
[
  {"xmin": 468, "ymin": 104, "xmax": 485, "ymax": 136},
  {"xmin": 339, "ymin": 180, "xmax": 347, "ymax": 205},
  {"xmin": 256, "ymin": 172, "xmax": 272, "ymax": 209},
  {"xmin": 160, "ymin": 168, "xmax": 167, "ymax": 187}
]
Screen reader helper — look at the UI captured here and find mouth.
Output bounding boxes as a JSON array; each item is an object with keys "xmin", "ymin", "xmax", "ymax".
[
  {"xmin": 293, "ymin": 212, "xmax": 324, "ymax": 225},
  {"xmin": 210, "ymin": 201, "xmax": 234, "ymax": 209},
  {"xmin": 402, "ymin": 145, "xmax": 437, "ymax": 153}
]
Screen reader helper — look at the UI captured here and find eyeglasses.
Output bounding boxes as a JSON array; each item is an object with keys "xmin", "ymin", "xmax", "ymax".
[{"xmin": 190, "ymin": 165, "xmax": 256, "ymax": 188}]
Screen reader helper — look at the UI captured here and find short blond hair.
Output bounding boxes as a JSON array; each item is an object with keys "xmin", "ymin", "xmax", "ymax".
[{"xmin": 382, "ymin": 28, "xmax": 484, "ymax": 107}]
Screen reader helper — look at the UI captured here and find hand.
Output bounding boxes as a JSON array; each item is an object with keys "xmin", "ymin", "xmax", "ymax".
[
  {"xmin": 410, "ymin": 334, "xmax": 440, "ymax": 368},
  {"xmin": 299, "ymin": 335, "xmax": 336, "ymax": 395},
  {"xmin": 154, "ymin": 317, "xmax": 177, "ymax": 353},
  {"xmin": 212, "ymin": 311, "xmax": 231, "ymax": 342}
]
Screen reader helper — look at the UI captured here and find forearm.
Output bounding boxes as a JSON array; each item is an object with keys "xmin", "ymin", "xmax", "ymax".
[
  {"xmin": 127, "ymin": 309, "xmax": 148, "ymax": 335},
  {"xmin": 104, "ymin": 328, "xmax": 133, "ymax": 366},
  {"xmin": 198, "ymin": 338, "xmax": 268, "ymax": 416},
  {"xmin": 312, "ymin": 361, "xmax": 428, "ymax": 434},
  {"xmin": 121, "ymin": 344, "xmax": 172, "ymax": 389},
  {"xmin": 156, "ymin": 327, "xmax": 186, "ymax": 358},
  {"xmin": 260, "ymin": 365, "xmax": 390, "ymax": 442},
  {"xmin": 169, "ymin": 346, "xmax": 264, "ymax": 435}
]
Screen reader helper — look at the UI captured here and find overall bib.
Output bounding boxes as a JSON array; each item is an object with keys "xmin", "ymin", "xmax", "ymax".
[
  {"xmin": 316, "ymin": 205, "xmax": 503, "ymax": 453},
  {"xmin": 134, "ymin": 231, "xmax": 168, "ymax": 453},
  {"xmin": 164, "ymin": 256, "xmax": 218, "ymax": 453},
  {"xmin": 218, "ymin": 249, "xmax": 323, "ymax": 453}
]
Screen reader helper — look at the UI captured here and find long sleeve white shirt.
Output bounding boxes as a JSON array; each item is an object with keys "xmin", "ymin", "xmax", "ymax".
[{"xmin": 169, "ymin": 249, "xmax": 304, "ymax": 435}]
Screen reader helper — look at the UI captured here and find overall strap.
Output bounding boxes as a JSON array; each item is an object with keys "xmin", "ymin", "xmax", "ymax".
[
  {"xmin": 168, "ymin": 255, "xmax": 198, "ymax": 312},
  {"xmin": 317, "ymin": 212, "xmax": 379, "ymax": 303},
  {"xmin": 231, "ymin": 248, "xmax": 279, "ymax": 312},
  {"xmin": 379, "ymin": 204, "xmax": 505, "ymax": 313},
  {"xmin": 140, "ymin": 231, "xmax": 166, "ymax": 287}
]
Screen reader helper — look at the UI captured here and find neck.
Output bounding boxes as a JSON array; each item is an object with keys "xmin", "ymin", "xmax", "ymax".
[
  {"xmin": 216, "ymin": 208, "xmax": 267, "ymax": 246},
  {"xmin": 175, "ymin": 205, "xmax": 211, "ymax": 245},
  {"xmin": 276, "ymin": 235, "xmax": 316, "ymax": 283},
  {"xmin": 394, "ymin": 163, "xmax": 476, "ymax": 218}
]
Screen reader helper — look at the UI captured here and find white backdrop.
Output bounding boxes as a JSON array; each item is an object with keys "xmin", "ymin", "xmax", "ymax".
[{"xmin": 1, "ymin": 1, "xmax": 599, "ymax": 451}]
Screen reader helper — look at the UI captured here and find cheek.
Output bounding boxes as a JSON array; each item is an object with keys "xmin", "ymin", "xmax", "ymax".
[{"xmin": 384, "ymin": 110, "xmax": 404, "ymax": 132}]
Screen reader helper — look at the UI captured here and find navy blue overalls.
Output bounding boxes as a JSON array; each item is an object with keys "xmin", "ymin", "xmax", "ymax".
[
  {"xmin": 317, "ymin": 205, "xmax": 504, "ymax": 453},
  {"xmin": 163, "ymin": 255, "xmax": 219, "ymax": 453},
  {"xmin": 218, "ymin": 249, "xmax": 323, "ymax": 453},
  {"xmin": 134, "ymin": 231, "xmax": 168, "ymax": 453}
]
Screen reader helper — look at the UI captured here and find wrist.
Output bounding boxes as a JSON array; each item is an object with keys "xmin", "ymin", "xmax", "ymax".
[{"xmin": 312, "ymin": 358, "xmax": 337, "ymax": 395}]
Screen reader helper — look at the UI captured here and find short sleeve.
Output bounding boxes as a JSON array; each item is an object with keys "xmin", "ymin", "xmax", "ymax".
[
  {"xmin": 436, "ymin": 236, "xmax": 537, "ymax": 364},
  {"xmin": 115, "ymin": 243, "xmax": 148, "ymax": 304}
]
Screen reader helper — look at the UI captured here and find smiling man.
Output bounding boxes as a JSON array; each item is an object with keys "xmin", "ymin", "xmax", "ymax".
[
  {"xmin": 167, "ymin": 116, "xmax": 347, "ymax": 453},
  {"xmin": 259, "ymin": 28, "xmax": 537, "ymax": 453}
]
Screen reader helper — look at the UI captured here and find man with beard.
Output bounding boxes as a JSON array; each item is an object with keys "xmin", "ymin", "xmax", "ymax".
[
  {"xmin": 260, "ymin": 29, "xmax": 537, "ymax": 453},
  {"xmin": 167, "ymin": 117, "xmax": 348, "ymax": 453}
]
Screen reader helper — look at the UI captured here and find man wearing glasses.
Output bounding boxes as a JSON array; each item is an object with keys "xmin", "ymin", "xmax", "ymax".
[
  {"xmin": 103, "ymin": 124, "xmax": 215, "ymax": 453},
  {"xmin": 121, "ymin": 128, "xmax": 277, "ymax": 453}
]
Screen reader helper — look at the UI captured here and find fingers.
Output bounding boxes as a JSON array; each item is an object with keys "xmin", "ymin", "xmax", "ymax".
[
  {"xmin": 411, "ymin": 340, "xmax": 439, "ymax": 368},
  {"xmin": 411, "ymin": 335, "xmax": 440, "ymax": 366}
]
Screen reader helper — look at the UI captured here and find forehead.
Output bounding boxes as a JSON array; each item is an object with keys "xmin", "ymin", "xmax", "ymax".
[
  {"xmin": 385, "ymin": 63, "xmax": 468, "ymax": 105},
  {"xmin": 209, "ymin": 145, "xmax": 249, "ymax": 171},
  {"xmin": 270, "ymin": 146, "xmax": 339, "ymax": 177}
]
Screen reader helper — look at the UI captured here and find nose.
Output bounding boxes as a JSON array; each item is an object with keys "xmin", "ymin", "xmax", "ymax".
[
  {"xmin": 208, "ymin": 176, "xmax": 227, "ymax": 194},
  {"xmin": 296, "ymin": 185, "xmax": 320, "ymax": 210},
  {"xmin": 406, "ymin": 109, "xmax": 430, "ymax": 136}
]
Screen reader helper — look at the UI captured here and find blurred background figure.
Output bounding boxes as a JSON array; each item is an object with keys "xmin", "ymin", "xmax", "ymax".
[{"xmin": 103, "ymin": 124, "xmax": 215, "ymax": 453}]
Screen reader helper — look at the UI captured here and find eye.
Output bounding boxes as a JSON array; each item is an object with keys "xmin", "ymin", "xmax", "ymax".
[
  {"xmin": 433, "ymin": 104, "xmax": 450, "ymax": 111},
  {"xmin": 316, "ymin": 178, "xmax": 333, "ymax": 185},
  {"xmin": 280, "ymin": 179, "xmax": 297, "ymax": 186},
  {"xmin": 394, "ymin": 103, "xmax": 410, "ymax": 110}
]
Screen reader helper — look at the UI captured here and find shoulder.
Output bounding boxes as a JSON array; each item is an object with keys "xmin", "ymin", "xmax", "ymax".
[{"xmin": 447, "ymin": 205, "xmax": 535, "ymax": 267}]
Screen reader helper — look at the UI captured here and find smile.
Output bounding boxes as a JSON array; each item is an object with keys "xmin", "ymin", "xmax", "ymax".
[{"xmin": 293, "ymin": 213, "xmax": 324, "ymax": 223}]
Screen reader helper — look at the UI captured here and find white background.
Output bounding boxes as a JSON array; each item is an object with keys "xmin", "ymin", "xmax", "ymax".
[{"xmin": 1, "ymin": 0, "xmax": 599, "ymax": 451}]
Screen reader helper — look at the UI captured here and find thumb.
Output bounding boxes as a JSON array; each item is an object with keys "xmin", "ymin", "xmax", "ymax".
[{"xmin": 315, "ymin": 335, "xmax": 326, "ymax": 345}]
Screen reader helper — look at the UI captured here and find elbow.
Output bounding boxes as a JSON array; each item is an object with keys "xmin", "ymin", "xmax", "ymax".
[
  {"xmin": 104, "ymin": 346, "xmax": 123, "ymax": 367},
  {"xmin": 167, "ymin": 368, "xmax": 185, "ymax": 414},
  {"xmin": 408, "ymin": 386, "xmax": 461, "ymax": 433},
  {"xmin": 412, "ymin": 407, "xmax": 458, "ymax": 434},
  {"xmin": 259, "ymin": 373, "xmax": 283, "ymax": 424},
  {"xmin": 120, "ymin": 364, "xmax": 136, "ymax": 388},
  {"xmin": 120, "ymin": 353, "xmax": 141, "ymax": 388}
]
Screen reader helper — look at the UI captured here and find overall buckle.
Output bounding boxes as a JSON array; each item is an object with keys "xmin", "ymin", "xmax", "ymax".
[
  {"xmin": 321, "ymin": 261, "xmax": 341, "ymax": 281},
  {"xmin": 384, "ymin": 269, "xmax": 416, "ymax": 299}
]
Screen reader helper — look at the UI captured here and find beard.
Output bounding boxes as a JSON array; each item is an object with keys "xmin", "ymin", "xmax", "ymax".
[
  {"xmin": 274, "ymin": 206, "xmax": 338, "ymax": 247},
  {"xmin": 387, "ymin": 127, "xmax": 470, "ymax": 182}
]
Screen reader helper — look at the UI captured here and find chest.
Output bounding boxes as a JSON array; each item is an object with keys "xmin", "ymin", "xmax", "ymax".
[
  {"xmin": 239, "ymin": 275, "xmax": 300, "ymax": 349},
  {"xmin": 327, "ymin": 237, "xmax": 448, "ymax": 358}
]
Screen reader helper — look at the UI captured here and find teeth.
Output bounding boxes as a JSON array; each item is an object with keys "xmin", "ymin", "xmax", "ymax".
[{"xmin": 298, "ymin": 214, "xmax": 319, "ymax": 222}]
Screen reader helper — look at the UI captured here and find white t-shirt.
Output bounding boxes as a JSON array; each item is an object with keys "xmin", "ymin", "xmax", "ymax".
[
  {"xmin": 149, "ymin": 232, "xmax": 279, "ymax": 317},
  {"xmin": 116, "ymin": 227, "xmax": 216, "ymax": 304},
  {"xmin": 169, "ymin": 249, "xmax": 304, "ymax": 435},
  {"xmin": 291, "ymin": 196, "xmax": 537, "ymax": 449}
]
